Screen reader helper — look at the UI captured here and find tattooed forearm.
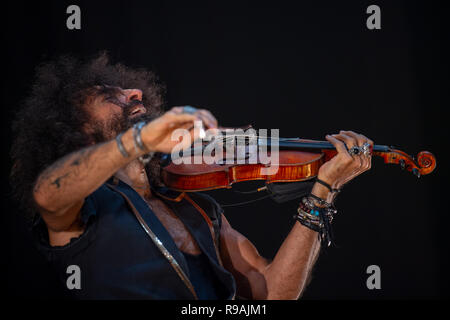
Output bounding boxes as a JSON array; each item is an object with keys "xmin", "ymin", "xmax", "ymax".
[
  {"xmin": 33, "ymin": 131, "xmax": 140, "ymax": 215},
  {"xmin": 71, "ymin": 158, "xmax": 81, "ymax": 166},
  {"xmin": 51, "ymin": 172, "xmax": 70, "ymax": 188},
  {"xmin": 35, "ymin": 144, "xmax": 101, "ymax": 193},
  {"xmin": 69, "ymin": 146, "xmax": 98, "ymax": 167}
]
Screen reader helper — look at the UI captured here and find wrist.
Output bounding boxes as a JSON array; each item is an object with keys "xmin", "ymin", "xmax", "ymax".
[
  {"xmin": 311, "ymin": 181, "xmax": 338, "ymax": 206},
  {"xmin": 315, "ymin": 175, "xmax": 342, "ymax": 203},
  {"xmin": 139, "ymin": 123, "xmax": 157, "ymax": 153},
  {"xmin": 296, "ymin": 193, "xmax": 337, "ymax": 247},
  {"xmin": 310, "ymin": 182, "xmax": 329, "ymax": 203},
  {"xmin": 120, "ymin": 128, "xmax": 148, "ymax": 158}
]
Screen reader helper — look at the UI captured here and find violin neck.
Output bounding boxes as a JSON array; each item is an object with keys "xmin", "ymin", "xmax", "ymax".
[{"xmin": 265, "ymin": 139, "xmax": 391, "ymax": 153}]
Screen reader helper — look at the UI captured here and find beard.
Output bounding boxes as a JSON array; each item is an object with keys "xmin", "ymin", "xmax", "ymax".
[
  {"xmin": 89, "ymin": 100, "xmax": 157, "ymax": 143},
  {"xmin": 88, "ymin": 102, "xmax": 163, "ymax": 186}
]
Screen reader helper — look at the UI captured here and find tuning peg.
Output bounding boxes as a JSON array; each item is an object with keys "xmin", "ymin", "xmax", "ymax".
[
  {"xmin": 412, "ymin": 168, "xmax": 421, "ymax": 178},
  {"xmin": 399, "ymin": 159, "xmax": 406, "ymax": 170}
]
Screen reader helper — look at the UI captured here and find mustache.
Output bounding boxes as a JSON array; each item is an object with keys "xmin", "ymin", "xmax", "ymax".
[
  {"xmin": 124, "ymin": 103, "xmax": 158, "ymax": 126},
  {"xmin": 127, "ymin": 112, "xmax": 156, "ymax": 126},
  {"xmin": 122, "ymin": 99, "xmax": 145, "ymax": 115}
]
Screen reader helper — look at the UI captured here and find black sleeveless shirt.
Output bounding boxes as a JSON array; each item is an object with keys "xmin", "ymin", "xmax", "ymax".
[{"xmin": 31, "ymin": 177, "xmax": 236, "ymax": 299}]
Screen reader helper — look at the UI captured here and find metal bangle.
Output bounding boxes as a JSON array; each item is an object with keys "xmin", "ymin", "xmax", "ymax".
[
  {"xmin": 138, "ymin": 153, "xmax": 155, "ymax": 166},
  {"xmin": 132, "ymin": 121, "xmax": 148, "ymax": 151},
  {"xmin": 116, "ymin": 133, "xmax": 130, "ymax": 158}
]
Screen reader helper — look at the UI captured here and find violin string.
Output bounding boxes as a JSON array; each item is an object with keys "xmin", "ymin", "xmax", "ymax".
[
  {"xmin": 186, "ymin": 136, "xmax": 332, "ymax": 156},
  {"xmin": 213, "ymin": 134, "xmax": 308, "ymax": 141},
  {"xmin": 208, "ymin": 134, "xmax": 388, "ymax": 150},
  {"xmin": 186, "ymin": 133, "xmax": 390, "ymax": 155}
]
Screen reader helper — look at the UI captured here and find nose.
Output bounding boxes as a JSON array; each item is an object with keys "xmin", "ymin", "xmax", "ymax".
[{"xmin": 123, "ymin": 88, "xmax": 143, "ymax": 102}]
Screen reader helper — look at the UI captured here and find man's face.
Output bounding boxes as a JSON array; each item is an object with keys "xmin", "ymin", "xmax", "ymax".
[{"xmin": 84, "ymin": 85, "xmax": 156, "ymax": 143}]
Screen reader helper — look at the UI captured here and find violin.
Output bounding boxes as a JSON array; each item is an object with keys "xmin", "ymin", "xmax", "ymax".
[{"xmin": 160, "ymin": 132, "xmax": 437, "ymax": 192}]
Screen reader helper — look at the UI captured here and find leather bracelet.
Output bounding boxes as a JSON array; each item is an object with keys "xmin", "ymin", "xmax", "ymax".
[
  {"xmin": 316, "ymin": 178, "xmax": 341, "ymax": 193},
  {"xmin": 295, "ymin": 215, "xmax": 322, "ymax": 233}
]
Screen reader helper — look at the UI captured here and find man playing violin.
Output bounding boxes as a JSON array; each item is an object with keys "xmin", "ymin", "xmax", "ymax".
[{"xmin": 10, "ymin": 53, "xmax": 373, "ymax": 299}]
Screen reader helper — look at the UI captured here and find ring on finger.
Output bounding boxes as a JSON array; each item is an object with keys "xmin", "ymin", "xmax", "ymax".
[
  {"xmin": 348, "ymin": 146, "xmax": 362, "ymax": 156},
  {"xmin": 183, "ymin": 105, "xmax": 198, "ymax": 114},
  {"xmin": 361, "ymin": 142, "xmax": 372, "ymax": 157}
]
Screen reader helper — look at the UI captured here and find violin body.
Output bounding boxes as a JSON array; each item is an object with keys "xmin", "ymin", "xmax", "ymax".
[
  {"xmin": 163, "ymin": 150, "xmax": 325, "ymax": 191},
  {"xmin": 161, "ymin": 136, "xmax": 437, "ymax": 192}
]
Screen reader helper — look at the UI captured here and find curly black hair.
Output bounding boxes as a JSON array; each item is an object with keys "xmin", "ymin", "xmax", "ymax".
[{"xmin": 10, "ymin": 52, "xmax": 165, "ymax": 220}]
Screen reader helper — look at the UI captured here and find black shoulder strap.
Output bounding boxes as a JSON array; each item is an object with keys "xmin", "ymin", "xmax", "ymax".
[{"xmin": 106, "ymin": 183, "xmax": 198, "ymax": 299}]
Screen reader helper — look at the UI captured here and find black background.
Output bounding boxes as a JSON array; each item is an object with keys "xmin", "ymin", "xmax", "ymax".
[{"xmin": 1, "ymin": 0, "xmax": 448, "ymax": 299}]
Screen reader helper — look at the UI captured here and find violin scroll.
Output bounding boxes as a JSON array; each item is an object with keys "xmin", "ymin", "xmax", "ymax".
[
  {"xmin": 373, "ymin": 149, "xmax": 436, "ymax": 177},
  {"xmin": 416, "ymin": 151, "xmax": 437, "ymax": 176}
]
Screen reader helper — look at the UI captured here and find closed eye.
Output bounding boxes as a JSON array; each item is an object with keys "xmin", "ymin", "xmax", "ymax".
[{"xmin": 105, "ymin": 96, "xmax": 128, "ymax": 109}]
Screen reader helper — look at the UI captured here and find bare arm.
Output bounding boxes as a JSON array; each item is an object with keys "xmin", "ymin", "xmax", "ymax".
[
  {"xmin": 33, "ymin": 109, "xmax": 206, "ymax": 231},
  {"xmin": 33, "ymin": 129, "xmax": 142, "ymax": 231},
  {"xmin": 220, "ymin": 130, "xmax": 374, "ymax": 300},
  {"xmin": 220, "ymin": 183, "xmax": 325, "ymax": 300}
]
